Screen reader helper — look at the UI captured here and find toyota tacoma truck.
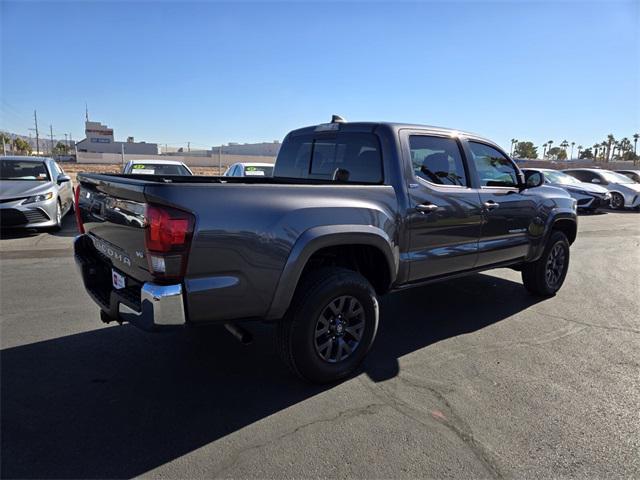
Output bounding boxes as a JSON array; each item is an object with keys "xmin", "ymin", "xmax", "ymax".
[{"xmin": 74, "ymin": 117, "xmax": 577, "ymax": 383}]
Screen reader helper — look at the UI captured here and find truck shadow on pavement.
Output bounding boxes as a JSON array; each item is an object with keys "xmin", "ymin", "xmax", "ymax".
[
  {"xmin": 0, "ymin": 213, "xmax": 77, "ymax": 240},
  {"xmin": 1, "ymin": 273, "xmax": 542, "ymax": 479}
]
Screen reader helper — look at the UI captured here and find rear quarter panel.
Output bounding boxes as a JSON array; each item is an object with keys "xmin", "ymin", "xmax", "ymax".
[{"xmin": 143, "ymin": 183, "xmax": 400, "ymax": 323}]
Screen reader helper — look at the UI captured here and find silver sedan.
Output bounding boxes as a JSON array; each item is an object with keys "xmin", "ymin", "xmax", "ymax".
[
  {"xmin": 563, "ymin": 168, "xmax": 640, "ymax": 210},
  {"xmin": 0, "ymin": 156, "xmax": 74, "ymax": 230}
]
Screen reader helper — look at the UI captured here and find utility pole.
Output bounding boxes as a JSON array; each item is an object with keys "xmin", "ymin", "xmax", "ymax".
[
  {"xmin": 121, "ymin": 143, "xmax": 125, "ymax": 166},
  {"xmin": 187, "ymin": 141, "xmax": 190, "ymax": 152},
  {"xmin": 33, "ymin": 110, "xmax": 40, "ymax": 155},
  {"xmin": 218, "ymin": 145, "xmax": 222, "ymax": 173},
  {"xmin": 2, "ymin": 136, "xmax": 6, "ymax": 155},
  {"xmin": 50, "ymin": 124, "xmax": 54, "ymax": 155},
  {"xmin": 64, "ymin": 133, "xmax": 68, "ymax": 149}
]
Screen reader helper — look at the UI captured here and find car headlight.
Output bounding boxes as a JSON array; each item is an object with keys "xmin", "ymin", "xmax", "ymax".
[
  {"xmin": 604, "ymin": 192, "xmax": 611, "ymax": 199},
  {"xmin": 22, "ymin": 192, "xmax": 54, "ymax": 204}
]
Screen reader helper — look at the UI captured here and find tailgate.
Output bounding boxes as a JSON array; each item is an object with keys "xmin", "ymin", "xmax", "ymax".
[{"xmin": 76, "ymin": 174, "xmax": 151, "ymax": 283}]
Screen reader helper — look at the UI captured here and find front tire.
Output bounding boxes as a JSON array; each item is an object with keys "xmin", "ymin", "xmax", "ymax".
[
  {"xmin": 522, "ymin": 230, "xmax": 570, "ymax": 297},
  {"xmin": 610, "ymin": 192, "xmax": 625, "ymax": 210},
  {"xmin": 277, "ymin": 268, "xmax": 379, "ymax": 384},
  {"xmin": 50, "ymin": 200, "xmax": 62, "ymax": 231}
]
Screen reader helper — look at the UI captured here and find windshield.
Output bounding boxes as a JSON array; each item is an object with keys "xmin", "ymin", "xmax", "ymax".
[
  {"xmin": 129, "ymin": 163, "xmax": 191, "ymax": 175},
  {"xmin": 244, "ymin": 165, "xmax": 274, "ymax": 176},
  {"xmin": 600, "ymin": 171, "xmax": 634, "ymax": 184},
  {"xmin": 542, "ymin": 170, "xmax": 581, "ymax": 185},
  {"xmin": 0, "ymin": 160, "xmax": 50, "ymax": 181}
]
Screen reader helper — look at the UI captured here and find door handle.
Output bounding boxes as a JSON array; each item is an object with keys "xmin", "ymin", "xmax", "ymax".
[
  {"xmin": 416, "ymin": 203, "xmax": 439, "ymax": 213},
  {"xmin": 483, "ymin": 200, "xmax": 500, "ymax": 210}
]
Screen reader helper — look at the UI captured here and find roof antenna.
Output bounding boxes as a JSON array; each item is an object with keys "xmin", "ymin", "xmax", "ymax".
[
  {"xmin": 331, "ymin": 114, "xmax": 346, "ymax": 124},
  {"xmin": 85, "ymin": 102, "xmax": 89, "ymax": 122}
]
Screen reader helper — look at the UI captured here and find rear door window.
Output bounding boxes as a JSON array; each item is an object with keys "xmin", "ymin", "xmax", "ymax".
[
  {"xmin": 274, "ymin": 133, "xmax": 382, "ymax": 183},
  {"xmin": 409, "ymin": 135, "xmax": 468, "ymax": 187}
]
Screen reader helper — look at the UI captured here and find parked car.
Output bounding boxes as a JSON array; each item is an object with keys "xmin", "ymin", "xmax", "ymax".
[
  {"xmin": 522, "ymin": 168, "xmax": 610, "ymax": 212},
  {"xmin": 563, "ymin": 168, "xmax": 640, "ymax": 210},
  {"xmin": 223, "ymin": 162, "xmax": 274, "ymax": 177},
  {"xmin": 0, "ymin": 156, "xmax": 73, "ymax": 230},
  {"xmin": 122, "ymin": 159, "xmax": 193, "ymax": 176},
  {"xmin": 74, "ymin": 118, "xmax": 577, "ymax": 383},
  {"xmin": 615, "ymin": 169, "xmax": 640, "ymax": 183}
]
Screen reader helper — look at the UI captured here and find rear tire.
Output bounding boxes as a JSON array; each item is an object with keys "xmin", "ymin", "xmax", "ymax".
[
  {"xmin": 277, "ymin": 267, "xmax": 379, "ymax": 384},
  {"xmin": 522, "ymin": 230, "xmax": 570, "ymax": 297}
]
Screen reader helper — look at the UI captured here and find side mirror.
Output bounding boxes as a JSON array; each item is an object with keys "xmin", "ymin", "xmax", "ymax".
[
  {"xmin": 332, "ymin": 168, "xmax": 350, "ymax": 182},
  {"xmin": 57, "ymin": 174, "xmax": 71, "ymax": 184},
  {"xmin": 524, "ymin": 171, "xmax": 544, "ymax": 188},
  {"xmin": 591, "ymin": 178, "xmax": 601, "ymax": 184}
]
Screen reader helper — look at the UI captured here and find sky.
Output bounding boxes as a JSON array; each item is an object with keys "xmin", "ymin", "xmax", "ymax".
[{"xmin": 1, "ymin": 0, "xmax": 639, "ymax": 153}]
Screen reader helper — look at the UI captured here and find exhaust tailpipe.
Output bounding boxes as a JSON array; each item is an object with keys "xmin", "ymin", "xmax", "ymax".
[{"xmin": 224, "ymin": 323, "xmax": 253, "ymax": 345}]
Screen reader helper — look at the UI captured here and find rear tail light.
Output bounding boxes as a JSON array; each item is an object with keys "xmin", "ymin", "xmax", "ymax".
[
  {"xmin": 144, "ymin": 204, "xmax": 195, "ymax": 281},
  {"xmin": 74, "ymin": 186, "xmax": 85, "ymax": 234}
]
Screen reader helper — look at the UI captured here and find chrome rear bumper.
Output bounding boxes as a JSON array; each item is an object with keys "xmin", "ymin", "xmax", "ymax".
[
  {"xmin": 74, "ymin": 235, "xmax": 186, "ymax": 331},
  {"xmin": 118, "ymin": 283, "xmax": 186, "ymax": 330}
]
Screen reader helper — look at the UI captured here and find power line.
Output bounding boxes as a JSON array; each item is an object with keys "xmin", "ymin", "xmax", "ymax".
[{"xmin": 33, "ymin": 110, "xmax": 39, "ymax": 155}]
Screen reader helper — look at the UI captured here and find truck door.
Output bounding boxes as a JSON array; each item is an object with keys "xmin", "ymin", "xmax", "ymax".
[
  {"xmin": 402, "ymin": 132, "xmax": 483, "ymax": 281},
  {"xmin": 463, "ymin": 141, "xmax": 537, "ymax": 267}
]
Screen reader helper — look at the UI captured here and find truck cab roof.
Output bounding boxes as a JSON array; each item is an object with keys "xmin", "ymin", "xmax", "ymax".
[{"xmin": 287, "ymin": 121, "xmax": 501, "ymax": 150}]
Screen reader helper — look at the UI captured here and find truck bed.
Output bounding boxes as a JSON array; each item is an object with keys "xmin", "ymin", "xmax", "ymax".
[{"xmin": 75, "ymin": 172, "xmax": 400, "ymax": 325}]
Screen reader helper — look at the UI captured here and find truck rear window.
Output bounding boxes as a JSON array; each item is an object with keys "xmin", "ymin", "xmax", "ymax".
[{"xmin": 274, "ymin": 133, "xmax": 382, "ymax": 183}]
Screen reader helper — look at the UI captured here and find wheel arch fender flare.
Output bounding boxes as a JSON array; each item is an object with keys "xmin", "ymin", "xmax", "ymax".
[
  {"xmin": 527, "ymin": 210, "xmax": 577, "ymax": 262},
  {"xmin": 265, "ymin": 225, "xmax": 399, "ymax": 320}
]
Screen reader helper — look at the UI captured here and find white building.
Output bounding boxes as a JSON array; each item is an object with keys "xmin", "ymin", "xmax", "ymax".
[{"xmin": 76, "ymin": 121, "xmax": 158, "ymax": 155}]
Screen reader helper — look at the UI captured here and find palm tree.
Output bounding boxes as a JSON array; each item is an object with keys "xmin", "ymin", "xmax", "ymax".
[
  {"xmin": 510, "ymin": 138, "xmax": 518, "ymax": 155},
  {"xmin": 601, "ymin": 141, "xmax": 608, "ymax": 162},
  {"xmin": 13, "ymin": 138, "xmax": 32, "ymax": 154},
  {"xmin": 547, "ymin": 140, "xmax": 553, "ymax": 159},
  {"xmin": 560, "ymin": 140, "xmax": 569, "ymax": 160},
  {"xmin": 542, "ymin": 142, "xmax": 548, "ymax": 158},
  {"xmin": 577, "ymin": 145, "xmax": 583, "ymax": 159},
  {"xmin": 570, "ymin": 141, "xmax": 575, "ymax": 160},
  {"xmin": 592, "ymin": 143, "xmax": 600, "ymax": 162},
  {"xmin": 633, "ymin": 133, "xmax": 639, "ymax": 165},
  {"xmin": 606, "ymin": 134, "xmax": 615, "ymax": 162},
  {"xmin": 618, "ymin": 137, "xmax": 632, "ymax": 160}
]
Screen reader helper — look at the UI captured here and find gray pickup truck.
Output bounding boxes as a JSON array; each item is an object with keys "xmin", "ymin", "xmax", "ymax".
[{"xmin": 74, "ymin": 118, "xmax": 577, "ymax": 383}]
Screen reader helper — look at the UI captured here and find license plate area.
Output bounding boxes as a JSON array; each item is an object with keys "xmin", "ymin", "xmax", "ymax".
[{"xmin": 112, "ymin": 269, "xmax": 126, "ymax": 290}]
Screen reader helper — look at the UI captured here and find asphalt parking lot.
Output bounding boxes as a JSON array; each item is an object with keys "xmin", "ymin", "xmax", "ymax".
[{"xmin": 1, "ymin": 211, "xmax": 638, "ymax": 479}]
